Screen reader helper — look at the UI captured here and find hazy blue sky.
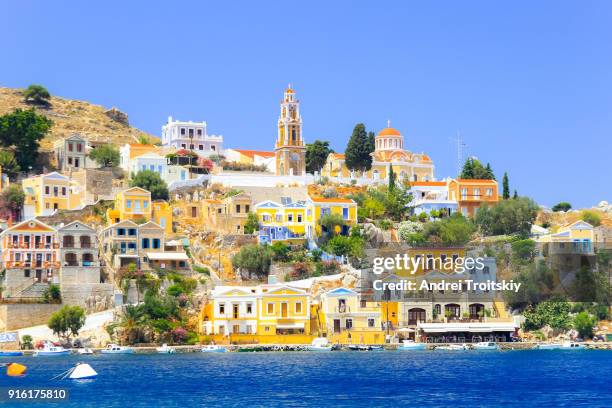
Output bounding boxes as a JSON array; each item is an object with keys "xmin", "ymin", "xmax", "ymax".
[{"xmin": 2, "ymin": 1, "xmax": 611, "ymax": 208}]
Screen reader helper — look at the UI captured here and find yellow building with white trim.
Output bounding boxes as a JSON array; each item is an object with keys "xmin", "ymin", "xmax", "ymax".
[
  {"xmin": 22, "ymin": 172, "xmax": 84, "ymax": 218},
  {"xmin": 106, "ymin": 187, "xmax": 173, "ymax": 234}
]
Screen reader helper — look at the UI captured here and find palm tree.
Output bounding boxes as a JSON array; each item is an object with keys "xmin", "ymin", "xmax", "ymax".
[{"xmin": 117, "ymin": 305, "xmax": 146, "ymax": 344}]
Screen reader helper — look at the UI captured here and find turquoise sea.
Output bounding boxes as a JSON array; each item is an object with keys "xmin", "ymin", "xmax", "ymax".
[{"xmin": 2, "ymin": 350, "xmax": 612, "ymax": 407}]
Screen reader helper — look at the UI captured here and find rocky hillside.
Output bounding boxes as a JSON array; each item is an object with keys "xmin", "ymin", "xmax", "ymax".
[
  {"xmin": 0, "ymin": 87, "xmax": 159, "ymax": 150},
  {"xmin": 536, "ymin": 201, "xmax": 612, "ymax": 229}
]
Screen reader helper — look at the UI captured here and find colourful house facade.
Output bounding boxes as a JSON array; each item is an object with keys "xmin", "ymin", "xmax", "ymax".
[{"xmin": 22, "ymin": 172, "xmax": 84, "ymax": 218}]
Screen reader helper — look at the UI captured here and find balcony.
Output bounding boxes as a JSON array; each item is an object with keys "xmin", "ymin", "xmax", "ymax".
[
  {"xmin": 3, "ymin": 261, "xmax": 61, "ymax": 269},
  {"xmin": 7, "ymin": 242, "xmax": 59, "ymax": 250}
]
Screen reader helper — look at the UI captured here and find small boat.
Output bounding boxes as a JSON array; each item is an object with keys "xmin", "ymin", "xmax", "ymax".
[
  {"xmin": 66, "ymin": 363, "xmax": 97, "ymax": 380},
  {"xmin": 100, "ymin": 344, "xmax": 134, "ymax": 354},
  {"xmin": 435, "ymin": 344, "xmax": 469, "ymax": 351},
  {"xmin": 201, "ymin": 345, "xmax": 227, "ymax": 353},
  {"xmin": 561, "ymin": 341, "xmax": 585, "ymax": 350},
  {"xmin": 534, "ymin": 343, "xmax": 563, "ymax": 350},
  {"xmin": 473, "ymin": 342, "xmax": 500, "ymax": 351},
  {"xmin": 306, "ymin": 338, "xmax": 332, "ymax": 352},
  {"xmin": 34, "ymin": 344, "xmax": 71, "ymax": 356},
  {"xmin": 398, "ymin": 340, "xmax": 426, "ymax": 351},
  {"xmin": 0, "ymin": 351, "xmax": 24, "ymax": 357},
  {"xmin": 347, "ymin": 345, "xmax": 385, "ymax": 351},
  {"xmin": 77, "ymin": 348, "xmax": 94, "ymax": 355},
  {"xmin": 156, "ymin": 344, "xmax": 176, "ymax": 354}
]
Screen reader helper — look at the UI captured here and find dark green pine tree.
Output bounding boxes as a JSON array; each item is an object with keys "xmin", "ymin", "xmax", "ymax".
[
  {"xmin": 459, "ymin": 158, "xmax": 475, "ymax": 178},
  {"xmin": 502, "ymin": 172, "xmax": 510, "ymax": 199},
  {"xmin": 345, "ymin": 123, "xmax": 372, "ymax": 173},
  {"xmin": 513, "ymin": 189, "xmax": 518, "ymax": 199},
  {"xmin": 367, "ymin": 131, "xmax": 375, "ymax": 156},
  {"xmin": 485, "ymin": 163, "xmax": 495, "ymax": 180}
]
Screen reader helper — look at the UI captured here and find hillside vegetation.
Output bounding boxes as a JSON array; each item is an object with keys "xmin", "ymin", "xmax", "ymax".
[{"xmin": 0, "ymin": 87, "xmax": 158, "ymax": 150}]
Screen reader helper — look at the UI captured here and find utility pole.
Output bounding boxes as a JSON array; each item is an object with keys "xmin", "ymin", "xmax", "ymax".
[{"xmin": 450, "ymin": 132, "xmax": 467, "ymax": 176}]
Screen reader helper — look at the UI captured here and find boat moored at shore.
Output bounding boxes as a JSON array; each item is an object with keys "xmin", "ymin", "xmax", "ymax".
[
  {"xmin": 398, "ymin": 340, "xmax": 427, "ymax": 351},
  {"xmin": 100, "ymin": 344, "xmax": 134, "ymax": 354}
]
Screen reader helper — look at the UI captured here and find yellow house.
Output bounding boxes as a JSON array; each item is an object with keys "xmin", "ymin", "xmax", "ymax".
[
  {"xmin": 254, "ymin": 198, "xmax": 312, "ymax": 244},
  {"xmin": 318, "ymin": 287, "xmax": 385, "ymax": 344},
  {"xmin": 309, "ymin": 196, "xmax": 357, "ymax": 237},
  {"xmin": 201, "ymin": 283, "xmax": 313, "ymax": 344},
  {"xmin": 537, "ymin": 220, "xmax": 595, "ymax": 254},
  {"xmin": 106, "ymin": 187, "xmax": 173, "ymax": 234},
  {"xmin": 198, "ymin": 192, "xmax": 253, "ymax": 234},
  {"xmin": 22, "ymin": 172, "xmax": 84, "ymax": 218}
]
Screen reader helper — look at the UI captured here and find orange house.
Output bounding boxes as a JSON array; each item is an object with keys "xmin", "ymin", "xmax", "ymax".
[{"xmin": 447, "ymin": 178, "xmax": 499, "ymax": 217}]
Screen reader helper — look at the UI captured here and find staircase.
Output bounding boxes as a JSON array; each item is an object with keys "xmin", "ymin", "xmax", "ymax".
[
  {"xmin": 18, "ymin": 282, "xmax": 50, "ymax": 299},
  {"xmin": 493, "ymin": 300, "xmax": 509, "ymax": 319}
]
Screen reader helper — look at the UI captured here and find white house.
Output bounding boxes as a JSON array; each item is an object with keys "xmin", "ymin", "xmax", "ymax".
[{"xmin": 161, "ymin": 116, "xmax": 223, "ymax": 156}]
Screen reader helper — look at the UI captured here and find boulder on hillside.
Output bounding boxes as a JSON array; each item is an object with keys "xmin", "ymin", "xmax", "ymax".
[{"xmin": 104, "ymin": 107, "xmax": 129, "ymax": 125}]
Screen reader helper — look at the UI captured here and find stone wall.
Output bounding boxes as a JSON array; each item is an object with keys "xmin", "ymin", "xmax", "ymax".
[
  {"xmin": 61, "ymin": 283, "xmax": 115, "ymax": 312},
  {"xmin": 0, "ymin": 303, "xmax": 62, "ymax": 331}
]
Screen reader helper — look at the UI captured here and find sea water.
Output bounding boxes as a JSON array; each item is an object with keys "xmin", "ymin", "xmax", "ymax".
[{"xmin": 2, "ymin": 350, "xmax": 611, "ymax": 407}]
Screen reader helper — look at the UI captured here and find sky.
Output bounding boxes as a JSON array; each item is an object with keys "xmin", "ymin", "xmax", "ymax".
[{"xmin": 1, "ymin": 1, "xmax": 611, "ymax": 208}]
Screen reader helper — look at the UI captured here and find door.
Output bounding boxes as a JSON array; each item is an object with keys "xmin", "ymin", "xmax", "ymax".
[
  {"xmin": 333, "ymin": 319, "xmax": 341, "ymax": 333},
  {"xmin": 35, "ymin": 269, "xmax": 42, "ymax": 282},
  {"xmin": 281, "ymin": 303, "xmax": 288, "ymax": 318}
]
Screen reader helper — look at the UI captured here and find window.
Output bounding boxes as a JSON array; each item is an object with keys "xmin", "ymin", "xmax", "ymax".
[
  {"xmin": 128, "ymin": 229, "xmax": 136, "ymax": 236},
  {"xmin": 245, "ymin": 205, "xmax": 250, "ymax": 212},
  {"xmin": 190, "ymin": 144, "xmax": 194, "ymax": 150},
  {"xmin": 157, "ymin": 165, "xmax": 162, "ymax": 173},
  {"xmin": 267, "ymin": 303, "xmax": 274, "ymax": 314},
  {"xmin": 126, "ymin": 200, "xmax": 132, "ymax": 209},
  {"xmin": 180, "ymin": 128, "xmax": 186, "ymax": 135},
  {"xmin": 219, "ymin": 303, "xmax": 225, "ymax": 314},
  {"xmin": 53, "ymin": 186, "xmax": 59, "ymax": 196},
  {"xmin": 345, "ymin": 319, "xmax": 353, "ymax": 329},
  {"xmin": 247, "ymin": 303, "xmax": 253, "ymax": 314},
  {"xmin": 288, "ymin": 214, "xmax": 293, "ymax": 222},
  {"xmin": 68, "ymin": 157, "xmax": 73, "ymax": 165},
  {"xmin": 68, "ymin": 143, "xmax": 73, "ymax": 152},
  {"xmin": 153, "ymin": 239, "xmax": 161, "ymax": 249},
  {"xmin": 197, "ymin": 129, "xmax": 202, "ymax": 136},
  {"xmin": 263, "ymin": 214, "xmax": 270, "ymax": 222},
  {"xmin": 117, "ymin": 228, "xmax": 126, "ymax": 236},
  {"xmin": 143, "ymin": 201, "xmax": 148, "ymax": 209},
  {"xmin": 24, "ymin": 269, "xmax": 30, "ymax": 277},
  {"xmin": 236, "ymin": 205, "xmax": 241, "ymax": 213},
  {"xmin": 45, "ymin": 186, "xmax": 50, "ymax": 195},
  {"xmin": 77, "ymin": 143, "xmax": 82, "ymax": 152},
  {"xmin": 142, "ymin": 238, "xmax": 150, "ymax": 248},
  {"xmin": 342, "ymin": 207, "xmax": 349, "ymax": 220},
  {"xmin": 189, "ymin": 129, "xmax": 194, "ymax": 137},
  {"xmin": 61, "ymin": 187, "xmax": 66, "ymax": 196},
  {"xmin": 295, "ymin": 302, "xmax": 302, "ymax": 313},
  {"xmin": 199, "ymin": 145, "xmax": 203, "ymax": 150},
  {"xmin": 181, "ymin": 144, "xmax": 186, "ymax": 149},
  {"xmin": 276, "ymin": 214, "xmax": 282, "ymax": 222},
  {"xmin": 461, "ymin": 188, "xmax": 468, "ymax": 200},
  {"xmin": 135, "ymin": 201, "xmax": 141, "ymax": 211},
  {"xmin": 486, "ymin": 188, "xmax": 493, "ymax": 197},
  {"xmin": 368, "ymin": 318, "xmax": 375, "ymax": 328},
  {"xmin": 297, "ymin": 214, "xmax": 302, "ymax": 223},
  {"xmin": 474, "ymin": 188, "xmax": 480, "ymax": 198},
  {"xmin": 149, "ymin": 164, "xmax": 155, "ymax": 171}
]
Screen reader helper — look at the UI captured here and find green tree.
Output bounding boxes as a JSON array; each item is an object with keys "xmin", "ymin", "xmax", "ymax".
[
  {"xmin": 269, "ymin": 241, "xmax": 290, "ymax": 261},
  {"xmin": 89, "ymin": 144, "xmax": 120, "ymax": 167},
  {"xmin": 438, "ymin": 214, "xmax": 476, "ymax": 246},
  {"xmin": 502, "ymin": 172, "xmax": 510, "ymax": 199},
  {"xmin": 388, "ymin": 165, "xmax": 396, "ymax": 192},
  {"xmin": 459, "ymin": 158, "xmax": 494, "ymax": 180},
  {"xmin": 305, "ymin": 140, "xmax": 332, "ymax": 174},
  {"xmin": 513, "ymin": 190, "xmax": 518, "ymax": 199},
  {"xmin": 384, "ymin": 186, "xmax": 412, "ymax": 221},
  {"xmin": 0, "ymin": 108, "xmax": 53, "ymax": 171},
  {"xmin": 42, "ymin": 284, "xmax": 61, "ymax": 303},
  {"xmin": 320, "ymin": 213, "xmax": 346, "ymax": 237},
  {"xmin": 363, "ymin": 197, "xmax": 385, "ymax": 219},
  {"xmin": 474, "ymin": 197, "xmax": 539, "ymax": 237},
  {"xmin": 523, "ymin": 300, "xmax": 572, "ymax": 331},
  {"xmin": 345, "ymin": 123, "xmax": 373, "ymax": 173},
  {"xmin": 0, "ymin": 184, "xmax": 25, "ymax": 220},
  {"xmin": 130, "ymin": 170, "xmax": 169, "ymax": 200},
  {"xmin": 47, "ymin": 305, "xmax": 86, "ymax": 341},
  {"xmin": 137, "ymin": 134, "xmax": 151, "ymax": 144},
  {"xmin": 552, "ymin": 202, "xmax": 572, "ymax": 212},
  {"xmin": 0, "ymin": 150, "xmax": 20, "ymax": 179},
  {"xmin": 581, "ymin": 210, "xmax": 602, "ymax": 227},
  {"xmin": 573, "ymin": 311, "xmax": 597, "ymax": 338},
  {"xmin": 244, "ymin": 212, "xmax": 259, "ymax": 234},
  {"xmin": 23, "ymin": 84, "xmax": 51, "ymax": 106},
  {"xmin": 232, "ymin": 244, "xmax": 272, "ymax": 279}
]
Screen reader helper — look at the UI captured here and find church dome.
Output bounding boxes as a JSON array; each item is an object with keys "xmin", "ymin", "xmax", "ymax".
[{"xmin": 377, "ymin": 127, "xmax": 401, "ymax": 137}]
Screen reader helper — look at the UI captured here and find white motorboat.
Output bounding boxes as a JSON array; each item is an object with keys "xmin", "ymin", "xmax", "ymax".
[
  {"xmin": 561, "ymin": 341, "xmax": 585, "ymax": 350},
  {"xmin": 34, "ymin": 344, "xmax": 71, "ymax": 356},
  {"xmin": 398, "ymin": 340, "xmax": 426, "ymax": 351},
  {"xmin": 201, "ymin": 345, "xmax": 227, "ymax": 353},
  {"xmin": 534, "ymin": 343, "xmax": 563, "ymax": 350},
  {"xmin": 77, "ymin": 348, "xmax": 94, "ymax": 355},
  {"xmin": 306, "ymin": 338, "xmax": 332, "ymax": 352},
  {"xmin": 473, "ymin": 342, "xmax": 500, "ymax": 351},
  {"xmin": 435, "ymin": 344, "xmax": 469, "ymax": 351},
  {"xmin": 100, "ymin": 344, "xmax": 134, "ymax": 354},
  {"xmin": 156, "ymin": 343, "xmax": 176, "ymax": 354}
]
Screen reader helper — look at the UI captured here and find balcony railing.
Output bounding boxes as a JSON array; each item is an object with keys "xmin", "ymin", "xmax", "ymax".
[
  {"xmin": 3, "ymin": 261, "xmax": 61, "ymax": 269},
  {"xmin": 6, "ymin": 243, "xmax": 60, "ymax": 249}
]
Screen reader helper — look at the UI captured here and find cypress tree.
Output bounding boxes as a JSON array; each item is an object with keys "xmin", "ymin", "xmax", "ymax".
[
  {"xmin": 513, "ymin": 190, "xmax": 518, "ymax": 199},
  {"xmin": 459, "ymin": 158, "xmax": 474, "ymax": 178},
  {"xmin": 502, "ymin": 172, "xmax": 510, "ymax": 199},
  {"xmin": 388, "ymin": 164, "xmax": 396, "ymax": 192},
  {"xmin": 345, "ymin": 123, "xmax": 372, "ymax": 173},
  {"xmin": 485, "ymin": 163, "xmax": 495, "ymax": 180}
]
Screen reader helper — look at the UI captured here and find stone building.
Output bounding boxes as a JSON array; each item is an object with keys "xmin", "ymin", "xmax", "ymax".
[{"xmin": 275, "ymin": 86, "xmax": 306, "ymax": 176}]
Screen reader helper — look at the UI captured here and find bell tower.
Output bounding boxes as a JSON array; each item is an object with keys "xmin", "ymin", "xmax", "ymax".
[{"xmin": 275, "ymin": 85, "xmax": 306, "ymax": 176}]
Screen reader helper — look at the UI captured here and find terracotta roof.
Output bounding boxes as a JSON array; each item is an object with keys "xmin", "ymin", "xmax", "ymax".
[
  {"xmin": 309, "ymin": 196, "xmax": 355, "ymax": 204},
  {"xmin": 410, "ymin": 181, "xmax": 446, "ymax": 186},
  {"xmin": 455, "ymin": 179, "xmax": 498, "ymax": 184},
  {"xmin": 203, "ymin": 199, "xmax": 222, "ymax": 204},
  {"xmin": 232, "ymin": 149, "xmax": 276, "ymax": 159},
  {"xmin": 330, "ymin": 153, "xmax": 345, "ymax": 159},
  {"xmin": 377, "ymin": 127, "xmax": 401, "ymax": 137}
]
